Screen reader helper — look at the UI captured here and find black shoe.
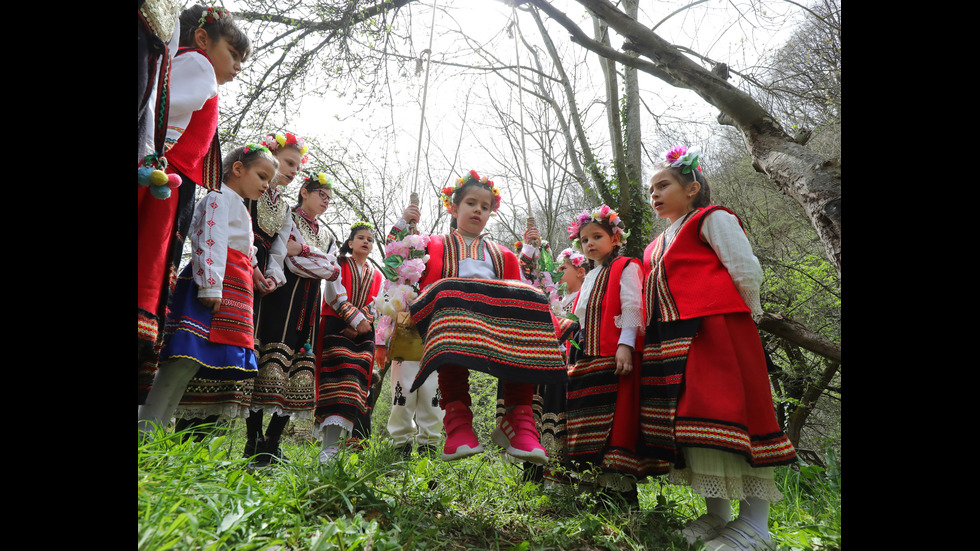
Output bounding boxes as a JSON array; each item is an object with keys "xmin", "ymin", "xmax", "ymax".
[
  {"xmin": 399, "ymin": 442, "xmax": 413, "ymax": 459},
  {"xmin": 416, "ymin": 444, "xmax": 438, "ymax": 457},
  {"xmin": 243, "ymin": 434, "xmax": 264, "ymax": 459},
  {"xmin": 252, "ymin": 438, "xmax": 287, "ymax": 467}
]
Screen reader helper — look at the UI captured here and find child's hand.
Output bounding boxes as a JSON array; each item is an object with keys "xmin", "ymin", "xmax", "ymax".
[
  {"xmin": 523, "ymin": 227, "xmax": 540, "ymax": 244},
  {"xmin": 199, "ymin": 296, "xmax": 221, "ymax": 314},
  {"xmin": 258, "ymin": 276, "xmax": 277, "ymax": 295},
  {"xmin": 614, "ymin": 344, "xmax": 633, "ymax": 376},
  {"xmin": 252, "ymin": 268, "xmax": 276, "ymax": 295},
  {"xmin": 355, "ymin": 319, "xmax": 372, "ymax": 335},
  {"xmin": 402, "ymin": 205, "xmax": 421, "ymax": 224},
  {"xmin": 286, "ymin": 239, "xmax": 303, "ymax": 257},
  {"xmin": 341, "ymin": 327, "xmax": 358, "ymax": 340}
]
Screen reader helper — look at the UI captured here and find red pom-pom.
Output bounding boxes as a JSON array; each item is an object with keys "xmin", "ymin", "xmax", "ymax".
[{"xmin": 168, "ymin": 173, "xmax": 182, "ymax": 189}]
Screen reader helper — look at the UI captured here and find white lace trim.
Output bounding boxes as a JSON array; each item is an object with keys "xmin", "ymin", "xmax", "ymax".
[
  {"xmin": 669, "ymin": 468, "xmax": 783, "ymax": 502},
  {"xmin": 668, "ymin": 446, "xmax": 783, "ymax": 501},
  {"xmin": 174, "ymin": 404, "xmax": 250, "ymax": 421},
  {"xmin": 614, "ymin": 308, "xmax": 645, "ymax": 328},
  {"xmin": 313, "ymin": 416, "xmax": 353, "ymax": 440}
]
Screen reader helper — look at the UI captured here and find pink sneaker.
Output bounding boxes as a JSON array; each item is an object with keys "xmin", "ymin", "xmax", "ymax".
[
  {"xmin": 492, "ymin": 405, "xmax": 548, "ymax": 465},
  {"xmin": 441, "ymin": 401, "xmax": 484, "ymax": 460}
]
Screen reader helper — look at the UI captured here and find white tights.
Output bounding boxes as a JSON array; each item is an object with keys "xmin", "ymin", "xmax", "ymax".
[{"xmin": 138, "ymin": 359, "xmax": 198, "ymax": 434}]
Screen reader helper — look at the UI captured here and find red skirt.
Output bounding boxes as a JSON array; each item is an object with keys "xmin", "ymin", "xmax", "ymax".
[{"xmin": 674, "ymin": 313, "xmax": 795, "ymax": 467}]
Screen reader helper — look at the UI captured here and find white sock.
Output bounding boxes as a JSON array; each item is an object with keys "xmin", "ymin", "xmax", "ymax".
[
  {"xmin": 706, "ymin": 497, "xmax": 732, "ymax": 523},
  {"xmin": 320, "ymin": 425, "xmax": 345, "ymax": 452},
  {"xmin": 737, "ymin": 497, "xmax": 771, "ymax": 542},
  {"xmin": 138, "ymin": 359, "xmax": 198, "ymax": 433}
]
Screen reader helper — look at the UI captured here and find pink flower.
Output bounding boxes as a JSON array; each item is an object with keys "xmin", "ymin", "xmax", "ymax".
[
  {"xmin": 403, "ymin": 234, "xmax": 429, "ymax": 250},
  {"xmin": 397, "ymin": 258, "xmax": 426, "ymax": 284},
  {"xmin": 665, "ymin": 146, "xmax": 687, "ymax": 164},
  {"xmin": 385, "ymin": 241, "xmax": 410, "ymax": 259},
  {"xmin": 375, "ymin": 315, "xmax": 394, "ymax": 344}
]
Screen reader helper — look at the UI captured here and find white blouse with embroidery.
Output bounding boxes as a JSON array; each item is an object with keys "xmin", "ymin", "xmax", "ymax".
[
  {"xmin": 190, "ymin": 187, "xmax": 257, "ymax": 299},
  {"xmin": 165, "ymin": 50, "xmax": 217, "ymax": 144},
  {"xmin": 574, "ymin": 261, "xmax": 643, "ymax": 348},
  {"xmin": 285, "ymin": 210, "xmax": 339, "ymax": 281},
  {"xmin": 322, "ymin": 260, "xmax": 371, "ymax": 329}
]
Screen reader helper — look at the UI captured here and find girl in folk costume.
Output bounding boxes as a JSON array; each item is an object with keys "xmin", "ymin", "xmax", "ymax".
[
  {"xmin": 138, "ymin": 4, "xmax": 250, "ymax": 402},
  {"xmin": 314, "ymin": 222, "xmax": 384, "ymax": 463},
  {"xmin": 249, "ymin": 132, "xmax": 310, "ymax": 301},
  {"xmin": 244, "ymin": 171, "xmax": 341, "ymax": 465},
  {"xmin": 403, "ymin": 170, "xmax": 567, "ymax": 464},
  {"xmin": 138, "ymin": 145, "xmax": 278, "ymax": 432},
  {"xmin": 643, "ymin": 147, "xmax": 795, "ymax": 550},
  {"xmin": 167, "ymin": 131, "xmax": 311, "ymax": 431},
  {"xmin": 384, "ymin": 205, "xmax": 445, "ymax": 459},
  {"xmin": 563, "ymin": 206, "xmax": 664, "ymax": 506}
]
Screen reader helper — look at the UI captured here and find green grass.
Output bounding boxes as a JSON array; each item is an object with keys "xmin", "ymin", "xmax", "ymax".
[{"xmin": 138, "ymin": 420, "xmax": 840, "ymax": 551}]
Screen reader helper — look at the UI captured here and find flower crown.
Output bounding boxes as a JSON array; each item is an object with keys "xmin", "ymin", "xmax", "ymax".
[
  {"xmin": 302, "ymin": 171, "xmax": 333, "ymax": 189},
  {"xmin": 351, "ymin": 220, "xmax": 375, "ymax": 233},
  {"xmin": 556, "ymin": 247, "xmax": 587, "ymax": 268},
  {"xmin": 567, "ymin": 204, "xmax": 629, "ymax": 248},
  {"xmin": 261, "ymin": 132, "xmax": 310, "ymax": 164},
  {"xmin": 198, "ymin": 4, "xmax": 231, "ymax": 28},
  {"xmin": 440, "ymin": 169, "xmax": 502, "ymax": 213},
  {"xmin": 241, "ymin": 143, "xmax": 270, "ymax": 157},
  {"xmin": 660, "ymin": 145, "xmax": 703, "ymax": 174}
]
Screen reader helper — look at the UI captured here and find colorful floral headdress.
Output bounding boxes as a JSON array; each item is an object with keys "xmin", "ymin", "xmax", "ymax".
[
  {"xmin": 198, "ymin": 4, "xmax": 231, "ymax": 28},
  {"xmin": 302, "ymin": 171, "xmax": 333, "ymax": 190},
  {"xmin": 555, "ymin": 247, "xmax": 587, "ymax": 268},
  {"xmin": 351, "ymin": 221, "xmax": 376, "ymax": 233},
  {"xmin": 240, "ymin": 143, "xmax": 270, "ymax": 157},
  {"xmin": 440, "ymin": 169, "xmax": 502, "ymax": 213},
  {"xmin": 567, "ymin": 204, "xmax": 629, "ymax": 249},
  {"xmin": 660, "ymin": 145, "xmax": 703, "ymax": 174},
  {"xmin": 261, "ymin": 132, "xmax": 310, "ymax": 164}
]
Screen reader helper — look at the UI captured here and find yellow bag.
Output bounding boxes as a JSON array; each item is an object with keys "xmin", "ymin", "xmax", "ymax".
[{"xmin": 388, "ymin": 311, "xmax": 424, "ymax": 362}]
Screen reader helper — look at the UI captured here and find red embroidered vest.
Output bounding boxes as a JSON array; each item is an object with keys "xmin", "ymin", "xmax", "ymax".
[
  {"xmin": 572, "ymin": 256, "xmax": 643, "ymax": 357},
  {"xmin": 165, "ymin": 48, "xmax": 221, "ymax": 190},
  {"xmin": 322, "ymin": 257, "xmax": 382, "ymax": 324},
  {"xmin": 643, "ymin": 206, "xmax": 750, "ymax": 322},
  {"xmin": 418, "ymin": 233, "xmax": 520, "ymax": 290}
]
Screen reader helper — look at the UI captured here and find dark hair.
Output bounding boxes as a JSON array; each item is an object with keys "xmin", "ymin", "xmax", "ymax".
[
  {"xmin": 296, "ymin": 171, "xmax": 333, "ymax": 206},
  {"xmin": 577, "ymin": 220, "xmax": 622, "ymax": 269},
  {"xmin": 221, "ymin": 145, "xmax": 278, "ymax": 182},
  {"xmin": 654, "ymin": 166, "xmax": 712, "ymax": 209},
  {"xmin": 178, "ymin": 4, "xmax": 251, "ymax": 61},
  {"xmin": 338, "ymin": 226, "xmax": 375, "ymax": 256},
  {"xmin": 448, "ymin": 178, "xmax": 498, "ymax": 230}
]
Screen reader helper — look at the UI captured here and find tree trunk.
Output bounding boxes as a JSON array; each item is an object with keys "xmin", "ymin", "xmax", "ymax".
[{"xmin": 526, "ymin": 0, "xmax": 841, "ymax": 275}]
